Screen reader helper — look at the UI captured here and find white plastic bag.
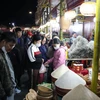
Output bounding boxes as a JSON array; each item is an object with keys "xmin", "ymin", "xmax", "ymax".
[{"xmin": 39, "ymin": 64, "xmax": 46, "ymax": 73}]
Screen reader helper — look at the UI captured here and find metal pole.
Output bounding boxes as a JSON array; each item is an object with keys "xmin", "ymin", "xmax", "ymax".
[
  {"xmin": 91, "ymin": 0, "xmax": 100, "ymax": 93},
  {"xmin": 60, "ymin": 0, "xmax": 65, "ymax": 40}
]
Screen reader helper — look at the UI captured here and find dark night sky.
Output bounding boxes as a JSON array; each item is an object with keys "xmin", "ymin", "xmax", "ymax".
[{"xmin": 0, "ymin": 0, "xmax": 37, "ymax": 26}]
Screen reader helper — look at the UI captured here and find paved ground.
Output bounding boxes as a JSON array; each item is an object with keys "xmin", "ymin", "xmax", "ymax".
[
  {"xmin": 15, "ymin": 72, "xmax": 29, "ymax": 100},
  {"xmin": 14, "ymin": 70, "xmax": 53, "ymax": 100},
  {"xmin": 15, "ymin": 84, "xmax": 29, "ymax": 100}
]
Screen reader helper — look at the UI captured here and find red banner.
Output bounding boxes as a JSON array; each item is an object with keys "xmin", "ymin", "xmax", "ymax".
[{"xmin": 67, "ymin": 0, "xmax": 84, "ymax": 10}]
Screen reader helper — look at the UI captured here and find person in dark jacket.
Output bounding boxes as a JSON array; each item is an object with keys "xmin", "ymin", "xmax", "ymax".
[
  {"xmin": 39, "ymin": 36, "xmax": 48, "ymax": 63},
  {"xmin": 0, "ymin": 32, "xmax": 16, "ymax": 100},
  {"xmin": 8, "ymin": 47, "xmax": 22, "ymax": 89},
  {"xmin": 24, "ymin": 31, "xmax": 33, "ymax": 50},
  {"xmin": 39, "ymin": 36, "xmax": 48, "ymax": 83},
  {"xmin": 0, "ymin": 50, "xmax": 13, "ymax": 100},
  {"xmin": 11, "ymin": 28, "xmax": 25, "ymax": 88},
  {"xmin": 15, "ymin": 27, "xmax": 24, "ymax": 47},
  {"xmin": 27, "ymin": 34, "xmax": 43, "ymax": 91},
  {"xmin": 15, "ymin": 27, "xmax": 25, "ymax": 74}
]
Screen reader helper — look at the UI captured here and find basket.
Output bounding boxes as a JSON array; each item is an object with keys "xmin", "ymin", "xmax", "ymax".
[
  {"xmin": 37, "ymin": 94, "xmax": 53, "ymax": 100},
  {"xmin": 55, "ymin": 86, "xmax": 71, "ymax": 96},
  {"xmin": 37, "ymin": 86, "xmax": 53, "ymax": 97},
  {"xmin": 51, "ymin": 76, "xmax": 57, "ymax": 83},
  {"xmin": 38, "ymin": 91, "xmax": 52, "ymax": 97}
]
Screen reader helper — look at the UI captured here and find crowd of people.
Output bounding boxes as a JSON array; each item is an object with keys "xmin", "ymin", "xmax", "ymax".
[
  {"xmin": 0, "ymin": 28, "xmax": 69, "ymax": 100},
  {"xmin": 0, "ymin": 26, "xmax": 95, "ymax": 100}
]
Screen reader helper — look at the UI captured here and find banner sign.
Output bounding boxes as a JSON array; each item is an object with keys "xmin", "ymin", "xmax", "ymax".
[{"xmin": 67, "ymin": 0, "xmax": 84, "ymax": 10}]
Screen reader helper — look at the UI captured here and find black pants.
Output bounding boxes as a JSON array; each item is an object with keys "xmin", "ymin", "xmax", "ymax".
[
  {"xmin": 0, "ymin": 96, "xmax": 7, "ymax": 100},
  {"xmin": 47, "ymin": 63, "xmax": 53, "ymax": 83}
]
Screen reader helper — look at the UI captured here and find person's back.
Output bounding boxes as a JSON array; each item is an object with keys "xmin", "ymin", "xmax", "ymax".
[
  {"xmin": 24, "ymin": 31, "xmax": 33, "ymax": 50},
  {"xmin": 53, "ymin": 46, "xmax": 66, "ymax": 70},
  {"xmin": 47, "ymin": 46, "xmax": 54, "ymax": 58}
]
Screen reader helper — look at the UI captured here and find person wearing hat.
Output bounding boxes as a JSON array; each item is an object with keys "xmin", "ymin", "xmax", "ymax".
[
  {"xmin": 44, "ymin": 38, "xmax": 66, "ymax": 70},
  {"xmin": 24, "ymin": 31, "xmax": 33, "ymax": 50}
]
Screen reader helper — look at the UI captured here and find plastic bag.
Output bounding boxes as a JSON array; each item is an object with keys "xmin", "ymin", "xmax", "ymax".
[
  {"xmin": 23, "ymin": 89, "xmax": 37, "ymax": 100},
  {"xmin": 39, "ymin": 64, "xmax": 46, "ymax": 73}
]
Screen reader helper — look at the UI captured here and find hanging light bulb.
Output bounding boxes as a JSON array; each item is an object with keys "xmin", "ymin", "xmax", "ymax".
[
  {"xmin": 80, "ymin": 2, "xmax": 96, "ymax": 16},
  {"xmin": 64, "ymin": 10, "xmax": 77, "ymax": 20},
  {"xmin": 56, "ymin": 16, "xmax": 60, "ymax": 23}
]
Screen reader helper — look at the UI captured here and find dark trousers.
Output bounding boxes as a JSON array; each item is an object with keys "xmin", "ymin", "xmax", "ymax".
[
  {"xmin": 47, "ymin": 63, "xmax": 53, "ymax": 83},
  {"xmin": 0, "ymin": 96, "xmax": 7, "ymax": 100}
]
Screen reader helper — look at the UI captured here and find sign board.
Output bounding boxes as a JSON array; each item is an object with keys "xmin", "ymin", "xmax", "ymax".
[{"xmin": 67, "ymin": 0, "xmax": 84, "ymax": 10}]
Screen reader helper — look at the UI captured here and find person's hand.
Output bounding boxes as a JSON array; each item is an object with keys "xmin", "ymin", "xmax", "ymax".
[
  {"xmin": 44, "ymin": 62, "xmax": 49, "ymax": 67},
  {"xmin": 42, "ymin": 59, "xmax": 44, "ymax": 63}
]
